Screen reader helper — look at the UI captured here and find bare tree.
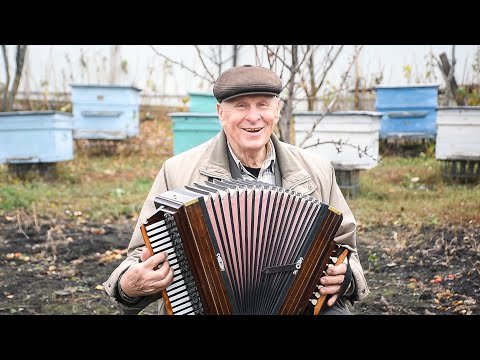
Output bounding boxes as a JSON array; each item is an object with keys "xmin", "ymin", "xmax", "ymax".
[
  {"xmin": 150, "ymin": 45, "xmax": 363, "ymax": 147},
  {"xmin": 232, "ymin": 45, "xmax": 239, "ymax": 67},
  {"xmin": 244, "ymin": 45, "xmax": 362, "ymax": 145},
  {"xmin": 297, "ymin": 46, "xmax": 363, "ymax": 148},
  {"xmin": 299, "ymin": 45, "xmax": 344, "ymax": 111},
  {"xmin": 150, "ymin": 45, "xmax": 243, "ymax": 86},
  {"xmin": 1, "ymin": 45, "xmax": 28, "ymax": 112},
  {"xmin": 256, "ymin": 45, "xmax": 315, "ymax": 143}
]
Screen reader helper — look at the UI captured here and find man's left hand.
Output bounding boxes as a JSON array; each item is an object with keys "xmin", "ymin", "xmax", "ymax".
[{"xmin": 319, "ymin": 263, "xmax": 347, "ymax": 307}]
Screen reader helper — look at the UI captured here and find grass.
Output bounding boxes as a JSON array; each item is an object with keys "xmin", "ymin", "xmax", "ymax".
[
  {"xmin": 1, "ymin": 115, "xmax": 479, "ymax": 230},
  {"xmin": 349, "ymin": 155, "xmax": 480, "ymax": 229}
]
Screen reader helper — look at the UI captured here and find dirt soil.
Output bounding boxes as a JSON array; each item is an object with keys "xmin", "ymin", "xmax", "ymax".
[{"xmin": 1, "ymin": 214, "xmax": 478, "ymax": 315}]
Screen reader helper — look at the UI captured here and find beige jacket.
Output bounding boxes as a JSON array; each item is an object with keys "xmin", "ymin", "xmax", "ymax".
[{"xmin": 104, "ymin": 130, "xmax": 370, "ymax": 314}]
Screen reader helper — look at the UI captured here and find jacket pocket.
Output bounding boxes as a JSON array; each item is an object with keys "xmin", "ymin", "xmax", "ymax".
[{"xmin": 288, "ymin": 179, "xmax": 317, "ymax": 196}]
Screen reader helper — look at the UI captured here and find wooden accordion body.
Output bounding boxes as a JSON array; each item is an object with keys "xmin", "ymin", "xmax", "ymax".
[{"xmin": 140, "ymin": 178, "xmax": 345, "ymax": 315}]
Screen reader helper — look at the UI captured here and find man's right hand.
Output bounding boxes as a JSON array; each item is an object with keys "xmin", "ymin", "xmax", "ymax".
[{"xmin": 119, "ymin": 248, "xmax": 174, "ymax": 298}]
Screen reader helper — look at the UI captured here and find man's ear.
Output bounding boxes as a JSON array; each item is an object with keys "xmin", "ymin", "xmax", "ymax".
[
  {"xmin": 217, "ymin": 102, "xmax": 225, "ymax": 125},
  {"xmin": 274, "ymin": 99, "xmax": 284, "ymax": 124}
]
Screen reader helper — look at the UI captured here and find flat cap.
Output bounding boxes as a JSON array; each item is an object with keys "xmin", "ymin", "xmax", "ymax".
[{"xmin": 213, "ymin": 65, "xmax": 282, "ymax": 102}]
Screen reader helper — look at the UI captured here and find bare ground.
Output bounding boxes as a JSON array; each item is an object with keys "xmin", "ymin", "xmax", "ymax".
[{"xmin": 0, "ymin": 213, "xmax": 478, "ymax": 315}]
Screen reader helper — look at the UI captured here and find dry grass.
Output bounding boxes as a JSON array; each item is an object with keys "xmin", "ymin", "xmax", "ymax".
[{"xmin": 349, "ymin": 156, "xmax": 480, "ymax": 229}]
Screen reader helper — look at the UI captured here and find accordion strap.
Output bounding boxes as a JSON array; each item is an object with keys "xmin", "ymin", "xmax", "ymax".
[{"xmin": 337, "ymin": 250, "xmax": 353, "ymax": 299}]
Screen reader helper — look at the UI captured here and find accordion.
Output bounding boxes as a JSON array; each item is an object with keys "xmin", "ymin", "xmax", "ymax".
[{"xmin": 140, "ymin": 178, "xmax": 347, "ymax": 315}]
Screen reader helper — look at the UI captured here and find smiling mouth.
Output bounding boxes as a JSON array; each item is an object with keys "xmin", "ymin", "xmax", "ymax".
[{"xmin": 242, "ymin": 127, "xmax": 263, "ymax": 133}]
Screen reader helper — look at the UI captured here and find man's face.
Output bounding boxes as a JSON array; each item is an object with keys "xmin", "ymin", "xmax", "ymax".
[{"xmin": 217, "ymin": 95, "xmax": 281, "ymax": 154}]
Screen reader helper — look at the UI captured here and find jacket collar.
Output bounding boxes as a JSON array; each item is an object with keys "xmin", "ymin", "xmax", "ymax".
[{"xmin": 199, "ymin": 130, "xmax": 316, "ymax": 194}]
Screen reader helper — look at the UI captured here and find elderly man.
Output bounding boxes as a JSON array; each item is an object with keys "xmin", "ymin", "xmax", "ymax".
[{"xmin": 103, "ymin": 65, "xmax": 370, "ymax": 315}]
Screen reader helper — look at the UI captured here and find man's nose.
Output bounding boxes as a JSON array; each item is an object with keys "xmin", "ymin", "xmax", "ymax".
[{"xmin": 244, "ymin": 107, "xmax": 261, "ymax": 121}]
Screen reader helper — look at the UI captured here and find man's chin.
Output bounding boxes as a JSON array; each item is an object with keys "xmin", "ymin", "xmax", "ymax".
[{"xmin": 239, "ymin": 141, "xmax": 267, "ymax": 152}]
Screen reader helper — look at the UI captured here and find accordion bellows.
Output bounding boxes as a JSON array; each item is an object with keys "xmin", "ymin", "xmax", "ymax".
[{"xmin": 140, "ymin": 178, "xmax": 344, "ymax": 315}]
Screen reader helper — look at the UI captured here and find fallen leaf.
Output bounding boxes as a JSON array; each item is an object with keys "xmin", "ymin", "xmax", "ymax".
[
  {"xmin": 52, "ymin": 290, "xmax": 71, "ymax": 297},
  {"xmin": 436, "ymin": 289, "xmax": 453, "ymax": 300},
  {"xmin": 61, "ymin": 269, "xmax": 78, "ymax": 278},
  {"xmin": 90, "ymin": 227, "xmax": 106, "ymax": 235},
  {"xmin": 406, "ymin": 283, "xmax": 416, "ymax": 290},
  {"xmin": 464, "ymin": 298, "xmax": 476, "ymax": 305}
]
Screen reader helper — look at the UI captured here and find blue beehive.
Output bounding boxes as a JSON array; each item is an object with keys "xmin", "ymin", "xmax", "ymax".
[
  {"xmin": 169, "ymin": 112, "xmax": 221, "ymax": 154},
  {"xmin": 71, "ymin": 84, "xmax": 142, "ymax": 140},
  {"xmin": 375, "ymin": 84, "xmax": 439, "ymax": 139},
  {"xmin": 188, "ymin": 92, "xmax": 218, "ymax": 113},
  {"xmin": 0, "ymin": 111, "xmax": 74, "ymax": 164}
]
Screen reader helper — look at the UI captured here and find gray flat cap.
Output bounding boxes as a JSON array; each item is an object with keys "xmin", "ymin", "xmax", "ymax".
[{"xmin": 213, "ymin": 65, "xmax": 282, "ymax": 102}]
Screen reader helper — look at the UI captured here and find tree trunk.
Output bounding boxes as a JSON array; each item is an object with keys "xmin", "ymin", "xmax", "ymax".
[
  {"xmin": 1, "ymin": 45, "xmax": 10, "ymax": 112},
  {"xmin": 4, "ymin": 45, "xmax": 27, "ymax": 112},
  {"xmin": 354, "ymin": 57, "xmax": 361, "ymax": 110},
  {"xmin": 307, "ymin": 47, "xmax": 315, "ymax": 111},
  {"xmin": 278, "ymin": 45, "xmax": 298, "ymax": 144},
  {"xmin": 232, "ymin": 45, "xmax": 238, "ymax": 67}
]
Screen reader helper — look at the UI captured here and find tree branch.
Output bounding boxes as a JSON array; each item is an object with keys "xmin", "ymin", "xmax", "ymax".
[
  {"xmin": 302, "ymin": 138, "xmax": 382, "ymax": 164},
  {"xmin": 314, "ymin": 45, "xmax": 343, "ymax": 94},
  {"xmin": 149, "ymin": 45, "xmax": 213, "ymax": 84},
  {"xmin": 299, "ymin": 45, "xmax": 363, "ymax": 147},
  {"xmin": 264, "ymin": 45, "xmax": 292, "ymax": 70},
  {"xmin": 193, "ymin": 45, "xmax": 216, "ymax": 83}
]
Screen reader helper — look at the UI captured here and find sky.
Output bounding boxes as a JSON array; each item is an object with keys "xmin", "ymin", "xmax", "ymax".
[{"xmin": 1, "ymin": 45, "xmax": 479, "ymax": 98}]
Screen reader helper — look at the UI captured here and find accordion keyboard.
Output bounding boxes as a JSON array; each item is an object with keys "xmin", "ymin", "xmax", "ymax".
[{"xmin": 144, "ymin": 218, "xmax": 202, "ymax": 315}]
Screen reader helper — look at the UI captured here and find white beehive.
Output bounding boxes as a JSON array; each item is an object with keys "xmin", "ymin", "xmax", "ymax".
[
  {"xmin": 293, "ymin": 111, "xmax": 383, "ymax": 170},
  {"xmin": 436, "ymin": 106, "xmax": 480, "ymax": 160}
]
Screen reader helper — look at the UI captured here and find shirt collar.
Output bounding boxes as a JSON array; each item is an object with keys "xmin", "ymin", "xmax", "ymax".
[{"xmin": 227, "ymin": 139, "xmax": 276, "ymax": 173}]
